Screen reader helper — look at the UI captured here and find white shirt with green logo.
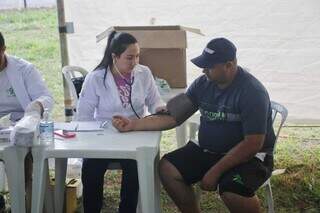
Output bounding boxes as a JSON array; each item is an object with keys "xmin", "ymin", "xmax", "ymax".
[{"xmin": 0, "ymin": 69, "xmax": 24, "ymax": 121}]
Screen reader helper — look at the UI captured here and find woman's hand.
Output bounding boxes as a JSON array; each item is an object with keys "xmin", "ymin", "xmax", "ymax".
[
  {"xmin": 25, "ymin": 101, "xmax": 43, "ymax": 116},
  {"xmin": 112, "ymin": 115, "xmax": 134, "ymax": 132}
]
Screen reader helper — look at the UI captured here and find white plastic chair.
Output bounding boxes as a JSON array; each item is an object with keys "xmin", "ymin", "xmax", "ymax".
[
  {"xmin": 62, "ymin": 65, "xmax": 88, "ymax": 121},
  {"xmin": 187, "ymin": 101, "xmax": 288, "ymax": 213},
  {"xmin": 260, "ymin": 101, "xmax": 288, "ymax": 213}
]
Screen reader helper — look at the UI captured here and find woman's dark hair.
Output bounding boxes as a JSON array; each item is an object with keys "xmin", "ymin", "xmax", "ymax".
[
  {"xmin": 95, "ymin": 31, "xmax": 138, "ymax": 88},
  {"xmin": 0, "ymin": 32, "xmax": 5, "ymax": 48}
]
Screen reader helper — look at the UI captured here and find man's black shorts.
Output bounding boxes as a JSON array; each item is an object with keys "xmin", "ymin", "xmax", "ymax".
[{"xmin": 163, "ymin": 141, "xmax": 273, "ymax": 197}]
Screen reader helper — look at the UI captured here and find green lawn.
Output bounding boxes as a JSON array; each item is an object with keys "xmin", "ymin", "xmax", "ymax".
[
  {"xmin": 1, "ymin": 8, "xmax": 319, "ymax": 213},
  {"xmin": 0, "ymin": 8, "xmax": 64, "ymax": 120}
]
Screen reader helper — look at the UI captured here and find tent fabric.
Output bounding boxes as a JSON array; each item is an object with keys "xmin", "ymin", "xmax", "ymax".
[
  {"xmin": 2, "ymin": 0, "xmax": 320, "ymax": 122},
  {"xmin": 63, "ymin": 0, "xmax": 320, "ymax": 123}
]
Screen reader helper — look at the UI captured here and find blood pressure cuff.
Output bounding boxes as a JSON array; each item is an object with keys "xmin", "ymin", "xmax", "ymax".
[{"xmin": 166, "ymin": 93, "xmax": 198, "ymax": 125}]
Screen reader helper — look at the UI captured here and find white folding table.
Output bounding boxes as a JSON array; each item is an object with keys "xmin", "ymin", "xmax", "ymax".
[{"xmin": 31, "ymin": 129, "xmax": 162, "ymax": 213}]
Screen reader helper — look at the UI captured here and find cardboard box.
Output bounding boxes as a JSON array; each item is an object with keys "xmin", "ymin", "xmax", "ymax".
[
  {"xmin": 50, "ymin": 178, "xmax": 81, "ymax": 213},
  {"xmin": 97, "ymin": 26, "xmax": 203, "ymax": 88},
  {"xmin": 65, "ymin": 178, "xmax": 80, "ymax": 213}
]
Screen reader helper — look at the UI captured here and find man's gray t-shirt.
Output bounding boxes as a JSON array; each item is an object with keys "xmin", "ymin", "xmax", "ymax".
[{"xmin": 186, "ymin": 66, "xmax": 276, "ymax": 154}]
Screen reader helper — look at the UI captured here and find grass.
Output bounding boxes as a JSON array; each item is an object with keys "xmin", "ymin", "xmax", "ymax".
[
  {"xmin": 1, "ymin": 8, "xmax": 320, "ymax": 213},
  {"xmin": 0, "ymin": 8, "xmax": 64, "ymax": 121}
]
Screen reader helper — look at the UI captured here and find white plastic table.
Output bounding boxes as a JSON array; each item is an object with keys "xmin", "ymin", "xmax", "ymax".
[
  {"xmin": 0, "ymin": 143, "xmax": 29, "ymax": 213},
  {"xmin": 31, "ymin": 129, "xmax": 162, "ymax": 213}
]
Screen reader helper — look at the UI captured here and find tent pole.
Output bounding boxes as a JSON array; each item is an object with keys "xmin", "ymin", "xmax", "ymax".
[{"xmin": 56, "ymin": 0, "xmax": 73, "ymax": 122}]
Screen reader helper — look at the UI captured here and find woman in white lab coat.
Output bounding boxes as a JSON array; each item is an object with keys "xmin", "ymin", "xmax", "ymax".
[
  {"xmin": 77, "ymin": 31, "xmax": 164, "ymax": 213},
  {"xmin": 0, "ymin": 33, "xmax": 53, "ymax": 121},
  {"xmin": 0, "ymin": 32, "xmax": 53, "ymax": 212}
]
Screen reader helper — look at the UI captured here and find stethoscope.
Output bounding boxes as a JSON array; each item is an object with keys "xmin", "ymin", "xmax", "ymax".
[{"xmin": 112, "ymin": 61, "xmax": 141, "ymax": 119}]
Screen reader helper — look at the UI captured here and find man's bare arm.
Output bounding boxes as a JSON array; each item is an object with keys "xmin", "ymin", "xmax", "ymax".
[
  {"xmin": 132, "ymin": 115, "xmax": 178, "ymax": 131},
  {"xmin": 113, "ymin": 93, "xmax": 197, "ymax": 132},
  {"xmin": 212, "ymin": 134, "xmax": 264, "ymax": 172},
  {"xmin": 112, "ymin": 114, "xmax": 177, "ymax": 132},
  {"xmin": 201, "ymin": 134, "xmax": 265, "ymax": 190}
]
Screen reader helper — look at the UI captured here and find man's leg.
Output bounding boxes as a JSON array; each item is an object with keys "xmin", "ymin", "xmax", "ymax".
[
  {"xmin": 160, "ymin": 141, "xmax": 222, "ymax": 213},
  {"xmin": 159, "ymin": 158, "xmax": 200, "ymax": 213},
  {"xmin": 221, "ymin": 192, "xmax": 261, "ymax": 213},
  {"xmin": 218, "ymin": 156, "xmax": 273, "ymax": 213}
]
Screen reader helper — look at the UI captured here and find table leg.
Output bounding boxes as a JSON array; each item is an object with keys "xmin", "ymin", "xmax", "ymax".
[
  {"xmin": 154, "ymin": 152, "xmax": 161, "ymax": 213},
  {"xmin": 55, "ymin": 158, "xmax": 68, "ymax": 213},
  {"xmin": 44, "ymin": 162, "xmax": 54, "ymax": 213},
  {"xmin": 175, "ymin": 123, "xmax": 187, "ymax": 148},
  {"xmin": 137, "ymin": 147, "xmax": 160, "ymax": 213},
  {"xmin": 176, "ymin": 112, "xmax": 201, "ymax": 148},
  {"xmin": 0, "ymin": 162, "xmax": 6, "ymax": 192},
  {"xmin": 31, "ymin": 147, "xmax": 47, "ymax": 213},
  {"xmin": 3, "ymin": 146, "xmax": 28, "ymax": 213}
]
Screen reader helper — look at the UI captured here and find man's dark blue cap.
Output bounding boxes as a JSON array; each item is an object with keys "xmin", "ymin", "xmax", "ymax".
[{"xmin": 191, "ymin": 37, "xmax": 237, "ymax": 69}]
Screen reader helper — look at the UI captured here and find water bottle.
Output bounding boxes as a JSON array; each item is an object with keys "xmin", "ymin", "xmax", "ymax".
[{"xmin": 39, "ymin": 108, "xmax": 54, "ymax": 145}]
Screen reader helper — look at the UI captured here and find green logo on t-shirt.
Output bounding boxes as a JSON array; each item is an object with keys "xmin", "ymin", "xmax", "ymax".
[
  {"xmin": 232, "ymin": 174, "xmax": 244, "ymax": 185},
  {"xmin": 203, "ymin": 110, "xmax": 226, "ymax": 121},
  {"xmin": 7, "ymin": 87, "xmax": 16, "ymax": 97}
]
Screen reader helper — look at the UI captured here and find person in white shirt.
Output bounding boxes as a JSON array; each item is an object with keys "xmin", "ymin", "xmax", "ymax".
[
  {"xmin": 0, "ymin": 32, "xmax": 54, "ymax": 212},
  {"xmin": 0, "ymin": 32, "xmax": 53, "ymax": 121},
  {"xmin": 77, "ymin": 31, "xmax": 164, "ymax": 213}
]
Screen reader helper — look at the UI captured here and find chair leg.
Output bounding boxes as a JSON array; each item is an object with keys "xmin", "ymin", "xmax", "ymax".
[
  {"xmin": 194, "ymin": 184, "xmax": 201, "ymax": 207},
  {"xmin": 264, "ymin": 180, "xmax": 275, "ymax": 213},
  {"xmin": 189, "ymin": 123, "xmax": 198, "ymax": 142}
]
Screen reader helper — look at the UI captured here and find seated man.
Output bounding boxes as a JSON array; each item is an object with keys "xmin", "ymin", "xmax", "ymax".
[
  {"xmin": 112, "ymin": 37, "xmax": 275, "ymax": 213},
  {"xmin": 0, "ymin": 32, "xmax": 53, "ymax": 212}
]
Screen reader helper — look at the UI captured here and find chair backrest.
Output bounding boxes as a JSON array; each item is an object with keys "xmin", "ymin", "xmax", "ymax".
[
  {"xmin": 62, "ymin": 66, "xmax": 88, "ymax": 119},
  {"xmin": 270, "ymin": 101, "xmax": 288, "ymax": 151}
]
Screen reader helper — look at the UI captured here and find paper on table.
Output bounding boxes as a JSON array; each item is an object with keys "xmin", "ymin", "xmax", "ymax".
[
  {"xmin": 55, "ymin": 121, "xmax": 104, "ymax": 132},
  {"xmin": 76, "ymin": 121, "xmax": 104, "ymax": 132},
  {"xmin": 0, "ymin": 126, "xmax": 13, "ymax": 141},
  {"xmin": 0, "ymin": 114, "xmax": 11, "ymax": 130}
]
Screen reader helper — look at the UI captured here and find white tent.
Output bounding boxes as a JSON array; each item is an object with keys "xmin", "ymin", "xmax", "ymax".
[{"xmin": 56, "ymin": 0, "xmax": 320, "ymax": 123}]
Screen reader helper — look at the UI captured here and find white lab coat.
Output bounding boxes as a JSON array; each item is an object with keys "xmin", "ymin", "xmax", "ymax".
[
  {"xmin": 77, "ymin": 64, "xmax": 164, "ymax": 121},
  {"xmin": 5, "ymin": 55, "xmax": 54, "ymax": 114}
]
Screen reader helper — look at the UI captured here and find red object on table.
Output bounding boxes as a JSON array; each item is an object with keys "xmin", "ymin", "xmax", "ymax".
[{"xmin": 54, "ymin": 130, "xmax": 76, "ymax": 138}]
